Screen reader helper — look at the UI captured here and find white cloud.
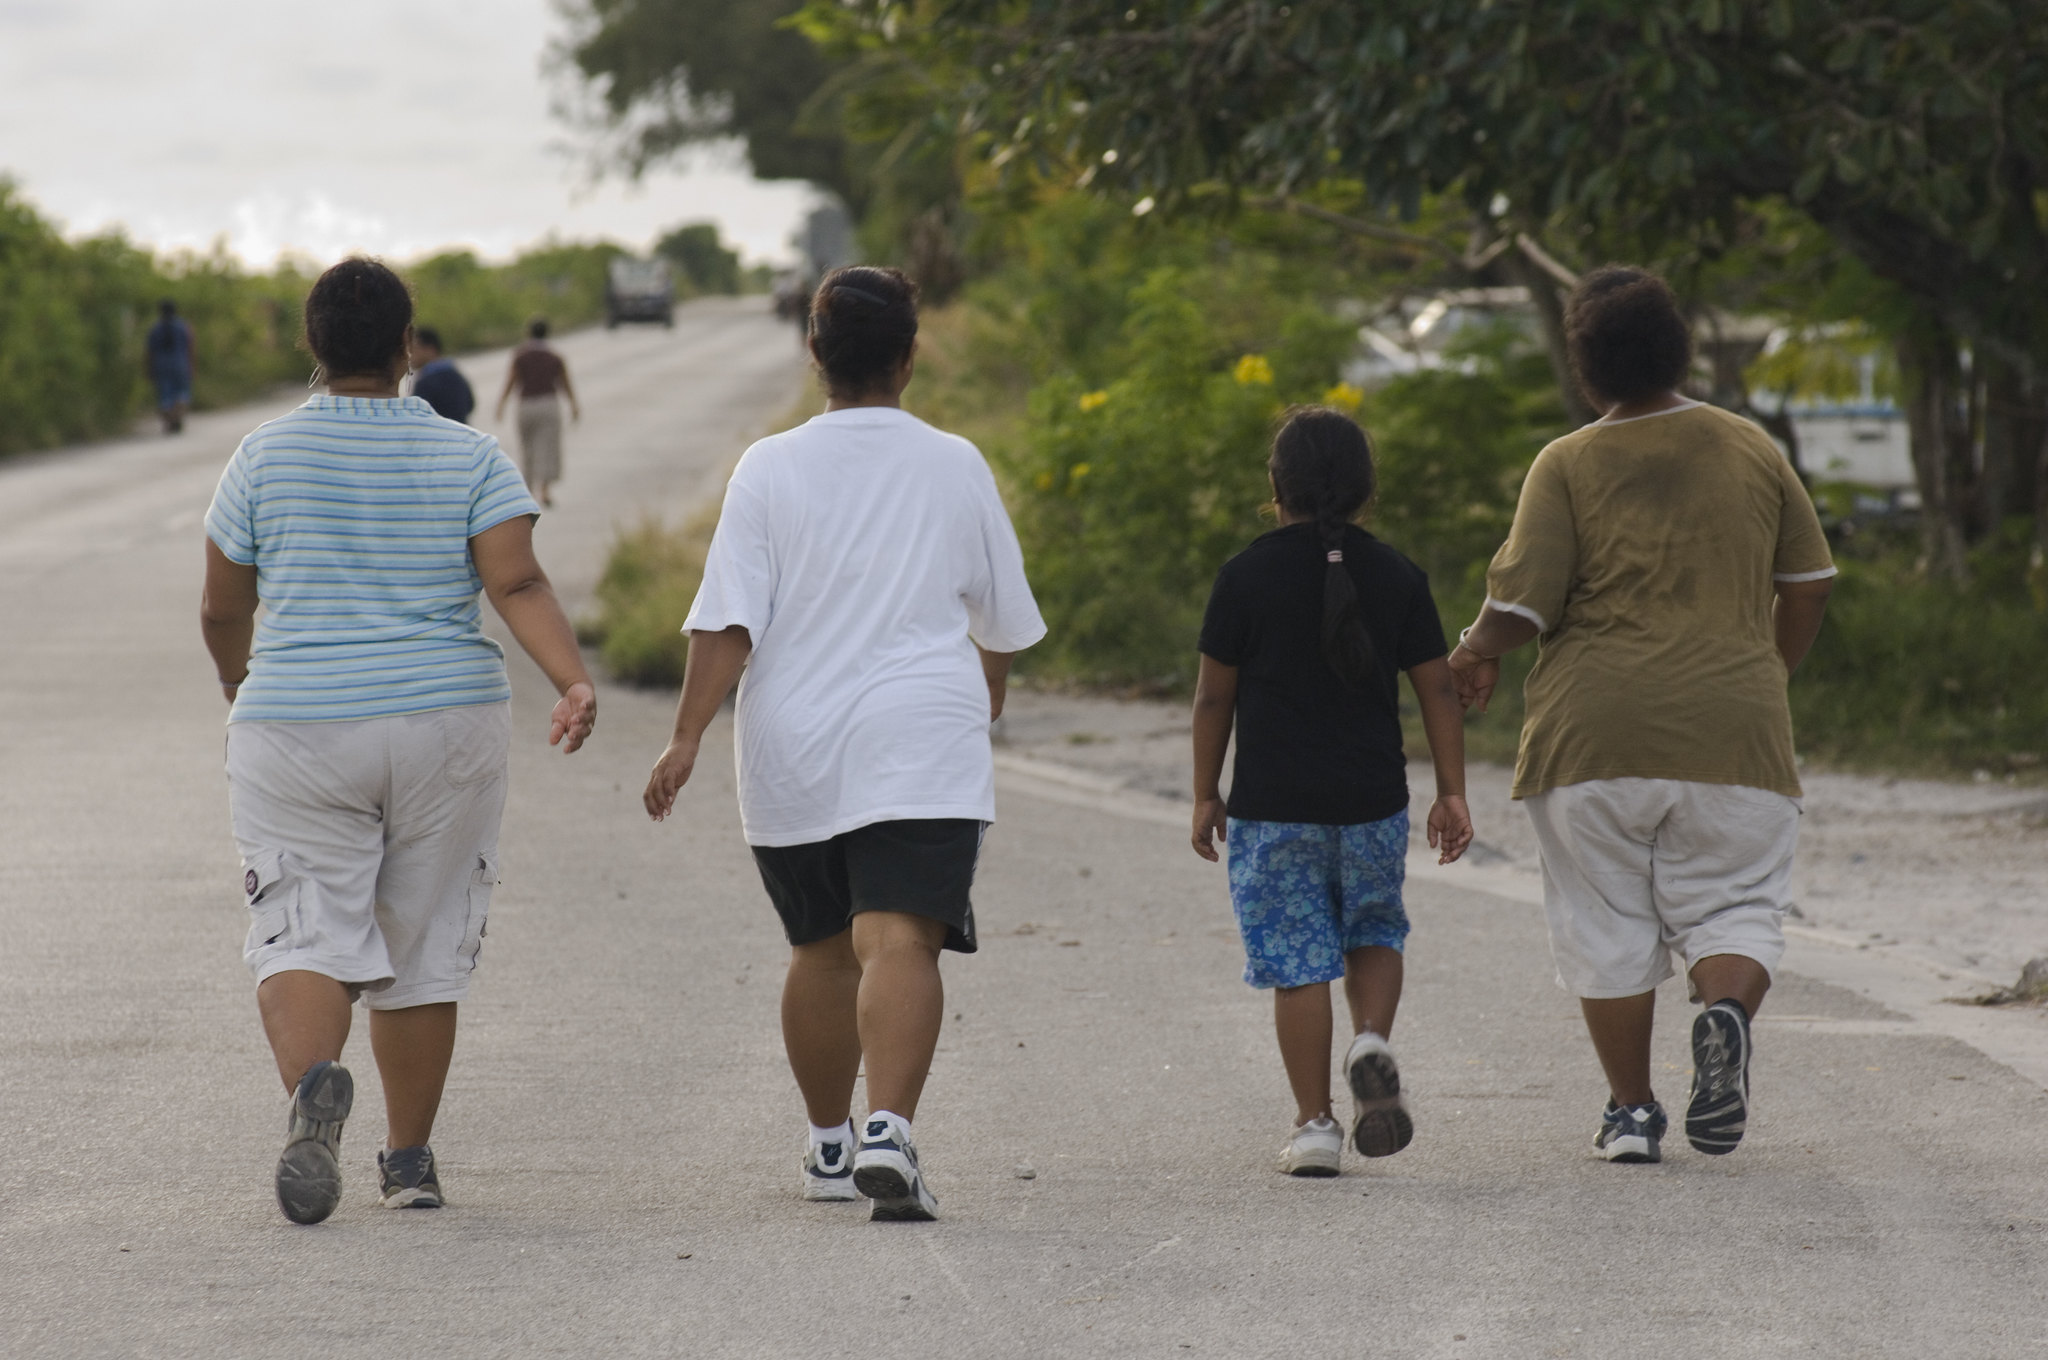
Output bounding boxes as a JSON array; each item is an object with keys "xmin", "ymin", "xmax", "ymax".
[{"xmin": 0, "ymin": 0, "xmax": 815, "ymax": 266}]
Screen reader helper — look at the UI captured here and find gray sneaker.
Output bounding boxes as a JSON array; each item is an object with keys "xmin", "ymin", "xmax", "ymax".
[
  {"xmin": 378, "ymin": 1144, "xmax": 444, "ymax": 1209},
  {"xmin": 276, "ymin": 1061, "xmax": 353, "ymax": 1224}
]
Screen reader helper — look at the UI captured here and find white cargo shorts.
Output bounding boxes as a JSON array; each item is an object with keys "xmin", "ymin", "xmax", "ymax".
[
  {"xmin": 225, "ymin": 703, "xmax": 510, "ymax": 1009},
  {"xmin": 1523, "ymin": 777, "xmax": 1799, "ymax": 999}
]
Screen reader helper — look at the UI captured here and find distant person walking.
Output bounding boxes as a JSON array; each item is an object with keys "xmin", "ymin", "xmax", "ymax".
[
  {"xmin": 200, "ymin": 258, "xmax": 596, "ymax": 1225},
  {"xmin": 494, "ymin": 317, "xmax": 579, "ymax": 506},
  {"xmin": 642, "ymin": 265, "xmax": 1045, "ymax": 1223},
  {"xmin": 1448, "ymin": 265, "xmax": 1835, "ymax": 1166},
  {"xmin": 1191, "ymin": 407, "xmax": 1473, "ymax": 1178},
  {"xmin": 409, "ymin": 327, "xmax": 474, "ymax": 423},
  {"xmin": 147, "ymin": 299, "xmax": 195, "ymax": 434}
]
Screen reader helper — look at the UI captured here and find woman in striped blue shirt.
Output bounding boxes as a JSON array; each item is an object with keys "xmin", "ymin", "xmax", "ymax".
[{"xmin": 200, "ymin": 258, "xmax": 597, "ymax": 1225}]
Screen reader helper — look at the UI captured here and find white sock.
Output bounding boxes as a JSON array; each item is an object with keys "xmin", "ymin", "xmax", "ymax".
[
  {"xmin": 809, "ymin": 1119, "xmax": 853, "ymax": 1149},
  {"xmin": 863, "ymin": 1109, "xmax": 912, "ymax": 1142}
]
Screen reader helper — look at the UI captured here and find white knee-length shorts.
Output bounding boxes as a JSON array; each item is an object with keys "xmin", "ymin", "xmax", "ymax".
[
  {"xmin": 1524, "ymin": 777, "xmax": 1799, "ymax": 999},
  {"xmin": 225, "ymin": 703, "xmax": 510, "ymax": 1009}
]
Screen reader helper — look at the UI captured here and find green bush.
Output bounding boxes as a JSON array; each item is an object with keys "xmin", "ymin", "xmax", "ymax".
[
  {"xmin": 995, "ymin": 265, "xmax": 1354, "ymax": 687},
  {"xmin": 0, "ymin": 178, "xmax": 629, "ymax": 459},
  {"xmin": 578, "ymin": 509, "xmax": 719, "ymax": 689},
  {"xmin": 0, "ymin": 182, "xmax": 158, "ymax": 453},
  {"xmin": 1792, "ymin": 542, "xmax": 2048, "ymax": 775}
]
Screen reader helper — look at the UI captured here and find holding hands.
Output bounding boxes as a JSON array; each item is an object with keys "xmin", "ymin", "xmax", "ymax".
[{"xmin": 1426, "ymin": 793, "xmax": 1473, "ymax": 865}]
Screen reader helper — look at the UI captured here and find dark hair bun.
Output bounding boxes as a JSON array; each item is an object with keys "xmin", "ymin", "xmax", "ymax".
[
  {"xmin": 1565, "ymin": 265, "xmax": 1692, "ymax": 407},
  {"xmin": 304, "ymin": 258, "xmax": 413, "ymax": 379},
  {"xmin": 809, "ymin": 266, "xmax": 919, "ymax": 397}
]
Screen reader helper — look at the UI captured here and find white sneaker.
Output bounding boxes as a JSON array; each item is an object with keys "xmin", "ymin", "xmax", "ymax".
[
  {"xmin": 1278, "ymin": 1116, "xmax": 1344, "ymax": 1176},
  {"xmin": 1344, "ymin": 1031, "xmax": 1415, "ymax": 1158},
  {"xmin": 802, "ymin": 1134, "xmax": 858, "ymax": 1202},
  {"xmin": 852, "ymin": 1116, "xmax": 938, "ymax": 1221}
]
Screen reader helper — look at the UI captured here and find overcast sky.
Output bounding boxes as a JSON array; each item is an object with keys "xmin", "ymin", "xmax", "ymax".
[{"xmin": 0, "ymin": 0, "xmax": 814, "ymax": 266}]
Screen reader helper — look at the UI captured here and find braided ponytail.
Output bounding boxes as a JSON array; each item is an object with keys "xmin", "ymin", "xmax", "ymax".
[{"xmin": 1270, "ymin": 407, "xmax": 1379, "ymax": 691}]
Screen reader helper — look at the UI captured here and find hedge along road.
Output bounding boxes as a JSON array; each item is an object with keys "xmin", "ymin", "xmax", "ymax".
[{"xmin": 2, "ymin": 293, "xmax": 2046, "ymax": 1358}]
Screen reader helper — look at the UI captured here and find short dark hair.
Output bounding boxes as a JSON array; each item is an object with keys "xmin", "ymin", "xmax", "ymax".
[
  {"xmin": 1565, "ymin": 265, "xmax": 1692, "ymax": 407},
  {"xmin": 808, "ymin": 265, "xmax": 918, "ymax": 398},
  {"xmin": 304, "ymin": 258, "xmax": 413, "ymax": 378},
  {"xmin": 414, "ymin": 326, "xmax": 443, "ymax": 352},
  {"xmin": 158, "ymin": 298, "xmax": 177, "ymax": 317},
  {"xmin": 527, "ymin": 316, "xmax": 549, "ymax": 339},
  {"xmin": 1268, "ymin": 406, "xmax": 1380, "ymax": 690}
]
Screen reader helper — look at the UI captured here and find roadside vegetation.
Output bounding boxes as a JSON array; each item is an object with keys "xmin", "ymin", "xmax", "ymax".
[
  {"xmin": 559, "ymin": 2, "xmax": 2046, "ymax": 780},
  {"xmin": 0, "ymin": 177, "xmax": 748, "ymax": 456}
]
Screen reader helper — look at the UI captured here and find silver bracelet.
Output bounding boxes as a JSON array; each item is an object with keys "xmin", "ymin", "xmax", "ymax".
[{"xmin": 1455, "ymin": 626, "xmax": 1496, "ymax": 660}]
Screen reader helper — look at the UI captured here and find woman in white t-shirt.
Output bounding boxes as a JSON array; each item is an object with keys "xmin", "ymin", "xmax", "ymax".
[{"xmin": 643, "ymin": 266, "xmax": 1046, "ymax": 1222}]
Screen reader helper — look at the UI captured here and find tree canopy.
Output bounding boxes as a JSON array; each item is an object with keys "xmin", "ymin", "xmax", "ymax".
[{"xmin": 882, "ymin": 0, "xmax": 2048, "ymax": 565}]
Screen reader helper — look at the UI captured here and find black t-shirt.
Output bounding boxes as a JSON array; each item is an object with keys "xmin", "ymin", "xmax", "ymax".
[{"xmin": 1199, "ymin": 523, "xmax": 1448, "ymax": 825}]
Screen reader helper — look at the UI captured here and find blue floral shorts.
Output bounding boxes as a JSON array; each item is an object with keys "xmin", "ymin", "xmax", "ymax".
[{"xmin": 1226, "ymin": 813, "xmax": 1410, "ymax": 989}]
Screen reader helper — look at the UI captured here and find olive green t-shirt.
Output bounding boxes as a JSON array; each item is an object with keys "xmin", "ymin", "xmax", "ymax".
[{"xmin": 1486, "ymin": 402, "xmax": 1835, "ymax": 800}]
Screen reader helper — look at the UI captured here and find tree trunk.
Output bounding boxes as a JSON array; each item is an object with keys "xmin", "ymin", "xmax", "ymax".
[
  {"xmin": 1897, "ymin": 327, "xmax": 1975, "ymax": 582},
  {"xmin": 1500, "ymin": 250, "xmax": 1595, "ymax": 427}
]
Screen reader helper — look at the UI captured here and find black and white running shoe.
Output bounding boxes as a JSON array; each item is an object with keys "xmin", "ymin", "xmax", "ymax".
[
  {"xmin": 1343, "ymin": 1031, "xmax": 1415, "ymax": 1158},
  {"xmin": 1686, "ymin": 1001, "xmax": 1752, "ymax": 1155},
  {"xmin": 802, "ymin": 1135, "xmax": 859, "ymax": 1202},
  {"xmin": 1594, "ymin": 1100, "xmax": 1667, "ymax": 1163},
  {"xmin": 852, "ymin": 1117, "xmax": 938, "ymax": 1222},
  {"xmin": 378, "ymin": 1144, "xmax": 443, "ymax": 1209},
  {"xmin": 276, "ymin": 1060, "xmax": 353, "ymax": 1224}
]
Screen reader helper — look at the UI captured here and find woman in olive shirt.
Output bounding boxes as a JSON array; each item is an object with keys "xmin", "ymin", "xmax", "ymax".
[{"xmin": 1449, "ymin": 266, "xmax": 1834, "ymax": 1166}]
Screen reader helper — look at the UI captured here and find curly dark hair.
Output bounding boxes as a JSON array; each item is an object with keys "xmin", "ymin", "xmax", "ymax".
[
  {"xmin": 1564, "ymin": 265, "xmax": 1693, "ymax": 407},
  {"xmin": 809, "ymin": 265, "xmax": 919, "ymax": 398},
  {"xmin": 1268, "ymin": 406, "xmax": 1380, "ymax": 691},
  {"xmin": 304, "ymin": 258, "xmax": 413, "ymax": 379}
]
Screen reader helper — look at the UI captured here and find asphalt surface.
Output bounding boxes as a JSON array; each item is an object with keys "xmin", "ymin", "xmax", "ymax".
[{"xmin": 3, "ymin": 297, "xmax": 2046, "ymax": 1357}]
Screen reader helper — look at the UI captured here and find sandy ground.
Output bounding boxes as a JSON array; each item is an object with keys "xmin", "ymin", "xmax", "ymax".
[{"xmin": 996, "ymin": 687, "xmax": 2048, "ymax": 988}]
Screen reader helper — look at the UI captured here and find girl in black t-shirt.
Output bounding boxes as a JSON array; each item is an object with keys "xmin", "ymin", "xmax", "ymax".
[{"xmin": 1191, "ymin": 407, "xmax": 1473, "ymax": 1177}]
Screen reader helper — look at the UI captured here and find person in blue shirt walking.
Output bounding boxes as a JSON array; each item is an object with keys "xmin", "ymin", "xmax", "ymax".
[
  {"xmin": 146, "ymin": 299, "xmax": 195, "ymax": 434},
  {"xmin": 1191, "ymin": 407, "xmax": 1473, "ymax": 1178},
  {"xmin": 200, "ymin": 258, "xmax": 597, "ymax": 1225},
  {"xmin": 409, "ymin": 327, "xmax": 475, "ymax": 424}
]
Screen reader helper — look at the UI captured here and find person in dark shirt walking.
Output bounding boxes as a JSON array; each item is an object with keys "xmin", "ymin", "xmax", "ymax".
[
  {"xmin": 1191, "ymin": 406, "xmax": 1473, "ymax": 1178},
  {"xmin": 147, "ymin": 299, "xmax": 196, "ymax": 434},
  {"xmin": 409, "ymin": 328, "xmax": 474, "ymax": 424},
  {"xmin": 494, "ymin": 318, "xmax": 579, "ymax": 506}
]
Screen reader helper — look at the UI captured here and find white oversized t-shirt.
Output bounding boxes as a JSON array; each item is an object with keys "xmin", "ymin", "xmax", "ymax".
[{"xmin": 684, "ymin": 407, "xmax": 1047, "ymax": 846}]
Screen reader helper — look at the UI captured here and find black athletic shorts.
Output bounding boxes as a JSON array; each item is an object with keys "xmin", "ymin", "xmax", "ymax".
[{"xmin": 750, "ymin": 818, "xmax": 984, "ymax": 954}]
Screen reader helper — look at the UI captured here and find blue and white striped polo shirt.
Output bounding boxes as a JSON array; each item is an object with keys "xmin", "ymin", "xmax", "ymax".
[{"xmin": 205, "ymin": 395, "xmax": 541, "ymax": 723}]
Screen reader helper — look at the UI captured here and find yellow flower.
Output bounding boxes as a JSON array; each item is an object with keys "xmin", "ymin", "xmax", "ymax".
[
  {"xmin": 1034, "ymin": 472, "xmax": 1055, "ymax": 491},
  {"xmin": 1233, "ymin": 354, "xmax": 1274, "ymax": 386},
  {"xmin": 1322, "ymin": 382, "xmax": 1364, "ymax": 412},
  {"xmin": 1077, "ymin": 389, "xmax": 1109, "ymax": 412},
  {"xmin": 1069, "ymin": 462, "xmax": 1092, "ymax": 480}
]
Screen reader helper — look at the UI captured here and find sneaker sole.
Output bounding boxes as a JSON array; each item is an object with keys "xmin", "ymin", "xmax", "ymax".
[
  {"xmin": 1280, "ymin": 1149, "xmax": 1342, "ymax": 1177},
  {"xmin": 276, "ymin": 1063, "xmax": 353, "ymax": 1224},
  {"xmin": 277, "ymin": 1140, "xmax": 343, "ymax": 1223},
  {"xmin": 1686, "ymin": 1008, "xmax": 1749, "ymax": 1156},
  {"xmin": 1597, "ymin": 1134, "xmax": 1662, "ymax": 1164},
  {"xmin": 379, "ymin": 1186, "xmax": 443, "ymax": 1209},
  {"xmin": 802, "ymin": 1178, "xmax": 860, "ymax": 1203},
  {"xmin": 854, "ymin": 1159, "xmax": 937, "ymax": 1221},
  {"xmin": 1346, "ymin": 1049, "xmax": 1414, "ymax": 1158}
]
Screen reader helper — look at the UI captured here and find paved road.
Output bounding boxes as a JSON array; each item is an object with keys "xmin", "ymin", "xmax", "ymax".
[{"xmin": 3, "ymin": 299, "xmax": 2046, "ymax": 1357}]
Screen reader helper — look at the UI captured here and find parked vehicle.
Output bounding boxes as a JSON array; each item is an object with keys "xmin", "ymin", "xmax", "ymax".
[{"xmin": 605, "ymin": 257, "xmax": 674, "ymax": 328}]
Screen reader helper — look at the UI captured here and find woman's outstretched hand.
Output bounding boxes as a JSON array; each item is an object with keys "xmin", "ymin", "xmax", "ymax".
[
  {"xmin": 1446, "ymin": 647, "xmax": 1499, "ymax": 713},
  {"xmin": 1427, "ymin": 794, "xmax": 1474, "ymax": 865},
  {"xmin": 550, "ymin": 681, "xmax": 596, "ymax": 753},
  {"xmin": 1191, "ymin": 797, "xmax": 1229, "ymax": 862},
  {"xmin": 643, "ymin": 737, "xmax": 700, "ymax": 822}
]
